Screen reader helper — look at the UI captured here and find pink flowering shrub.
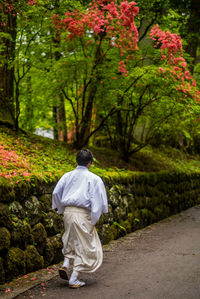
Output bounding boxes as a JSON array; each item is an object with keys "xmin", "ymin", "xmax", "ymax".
[
  {"xmin": 53, "ymin": 0, "xmax": 139, "ymax": 76},
  {"xmin": 0, "ymin": 129, "xmax": 72, "ymax": 185},
  {"xmin": 28, "ymin": 0, "xmax": 35, "ymax": 5},
  {"xmin": 150, "ymin": 25, "xmax": 200, "ymax": 104},
  {"xmin": 0, "ymin": 142, "xmax": 31, "ymax": 181}
]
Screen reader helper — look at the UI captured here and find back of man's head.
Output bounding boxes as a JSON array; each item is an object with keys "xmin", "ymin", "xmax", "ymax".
[{"xmin": 76, "ymin": 149, "xmax": 93, "ymax": 166}]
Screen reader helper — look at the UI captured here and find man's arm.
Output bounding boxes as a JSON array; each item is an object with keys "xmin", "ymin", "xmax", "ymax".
[
  {"xmin": 52, "ymin": 174, "xmax": 67, "ymax": 214},
  {"xmin": 90, "ymin": 178, "xmax": 108, "ymax": 225}
]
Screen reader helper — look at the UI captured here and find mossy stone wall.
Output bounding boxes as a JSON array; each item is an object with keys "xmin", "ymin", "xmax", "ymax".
[
  {"xmin": 0, "ymin": 171, "xmax": 200, "ymax": 283},
  {"xmin": 97, "ymin": 172, "xmax": 200, "ymax": 243}
]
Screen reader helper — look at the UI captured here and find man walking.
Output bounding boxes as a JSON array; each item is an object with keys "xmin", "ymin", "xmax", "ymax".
[{"xmin": 52, "ymin": 149, "xmax": 108, "ymax": 288}]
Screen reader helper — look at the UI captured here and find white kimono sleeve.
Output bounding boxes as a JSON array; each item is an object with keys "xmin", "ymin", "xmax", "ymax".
[
  {"xmin": 52, "ymin": 174, "xmax": 67, "ymax": 214},
  {"xmin": 90, "ymin": 178, "xmax": 108, "ymax": 225}
]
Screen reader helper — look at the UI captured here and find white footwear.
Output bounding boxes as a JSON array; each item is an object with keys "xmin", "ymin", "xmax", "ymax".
[{"xmin": 69, "ymin": 279, "xmax": 86, "ymax": 288}]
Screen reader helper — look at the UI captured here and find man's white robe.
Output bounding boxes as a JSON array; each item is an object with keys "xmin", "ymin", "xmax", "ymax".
[{"xmin": 52, "ymin": 166, "xmax": 108, "ymax": 273}]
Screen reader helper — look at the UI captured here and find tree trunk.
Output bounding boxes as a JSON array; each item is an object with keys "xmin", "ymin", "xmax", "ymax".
[
  {"xmin": 53, "ymin": 106, "xmax": 59, "ymax": 140},
  {"xmin": 0, "ymin": 5, "xmax": 17, "ymax": 125},
  {"xmin": 21, "ymin": 76, "xmax": 34, "ymax": 132},
  {"xmin": 51, "ymin": 0, "xmax": 68, "ymax": 142},
  {"xmin": 185, "ymin": 0, "xmax": 200, "ymax": 74},
  {"xmin": 57, "ymin": 94, "xmax": 68, "ymax": 142},
  {"xmin": 15, "ymin": 83, "xmax": 20, "ymax": 130},
  {"xmin": 116, "ymin": 110, "xmax": 125, "ymax": 152},
  {"xmin": 75, "ymin": 83, "xmax": 97, "ymax": 148}
]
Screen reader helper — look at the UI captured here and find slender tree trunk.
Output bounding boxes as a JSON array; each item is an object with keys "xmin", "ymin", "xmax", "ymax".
[
  {"xmin": 54, "ymin": 45, "xmax": 68, "ymax": 141},
  {"xmin": 53, "ymin": 106, "xmax": 59, "ymax": 140},
  {"xmin": 51, "ymin": 0, "xmax": 68, "ymax": 142},
  {"xmin": 73, "ymin": 36, "xmax": 104, "ymax": 149},
  {"xmin": 57, "ymin": 94, "xmax": 68, "ymax": 142},
  {"xmin": 53, "ymin": 99, "xmax": 68, "ymax": 141},
  {"xmin": 27, "ymin": 76, "xmax": 34, "ymax": 131},
  {"xmin": 76, "ymin": 83, "xmax": 97, "ymax": 148},
  {"xmin": 23, "ymin": 76, "xmax": 34, "ymax": 131},
  {"xmin": 0, "ymin": 5, "xmax": 17, "ymax": 125},
  {"xmin": 15, "ymin": 83, "xmax": 20, "ymax": 130},
  {"xmin": 116, "ymin": 110, "xmax": 125, "ymax": 153},
  {"xmin": 185, "ymin": 0, "xmax": 200, "ymax": 74}
]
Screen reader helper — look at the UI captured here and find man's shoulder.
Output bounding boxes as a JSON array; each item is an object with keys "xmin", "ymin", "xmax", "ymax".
[
  {"xmin": 88, "ymin": 171, "xmax": 103, "ymax": 183},
  {"xmin": 62, "ymin": 169, "xmax": 74, "ymax": 178}
]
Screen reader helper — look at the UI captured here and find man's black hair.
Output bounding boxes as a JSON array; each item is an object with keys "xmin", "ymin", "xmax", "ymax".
[{"xmin": 76, "ymin": 149, "xmax": 93, "ymax": 166}]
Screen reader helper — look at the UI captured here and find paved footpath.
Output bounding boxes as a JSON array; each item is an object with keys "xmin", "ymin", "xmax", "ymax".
[{"xmin": 5, "ymin": 205, "xmax": 200, "ymax": 299}]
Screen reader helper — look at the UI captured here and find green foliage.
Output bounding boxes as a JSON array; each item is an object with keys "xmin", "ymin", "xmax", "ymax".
[
  {"xmin": 1, "ymin": 0, "xmax": 199, "ymax": 159},
  {"xmin": 1, "ymin": 126, "xmax": 199, "ymax": 187},
  {"xmin": 113, "ymin": 221, "xmax": 126, "ymax": 232}
]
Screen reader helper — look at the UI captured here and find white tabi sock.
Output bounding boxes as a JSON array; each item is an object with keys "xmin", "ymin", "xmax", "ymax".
[
  {"xmin": 62, "ymin": 258, "xmax": 70, "ymax": 269},
  {"xmin": 69, "ymin": 270, "xmax": 79, "ymax": 284}
]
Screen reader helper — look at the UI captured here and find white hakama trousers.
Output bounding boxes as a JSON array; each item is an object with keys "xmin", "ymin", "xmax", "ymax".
[{"xmin": 62, "ymin": 206, "xmax": 103, "ymax": 273}]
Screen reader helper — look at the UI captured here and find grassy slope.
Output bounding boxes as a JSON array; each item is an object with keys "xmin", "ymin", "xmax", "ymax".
[{"xmin": 0, "ymin": 125, "xmax": 199, "ymax": 187}]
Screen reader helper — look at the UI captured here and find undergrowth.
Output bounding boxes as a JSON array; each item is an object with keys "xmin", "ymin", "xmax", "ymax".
[{"xmin": 0, "ymin": 126, "xmax": 199, "ymax": 187}]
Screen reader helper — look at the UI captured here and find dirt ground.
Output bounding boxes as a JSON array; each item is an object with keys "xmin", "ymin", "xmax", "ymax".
[{"xmin": 9, "ymin": 205, "xmax": 200, "ymax": 299}]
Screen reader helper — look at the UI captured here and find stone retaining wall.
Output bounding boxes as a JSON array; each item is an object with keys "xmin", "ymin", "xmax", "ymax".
[{"xmin": 0, "ymin": 171, "xmax": 200, "ymax": 283}]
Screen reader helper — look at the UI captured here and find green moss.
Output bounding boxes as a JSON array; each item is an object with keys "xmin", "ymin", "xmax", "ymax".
[
  {"xmin": 24, "ymin": 196, "xmax": 41, "ymax": 225},
  {"xmin": 0, "ymin": 227, "xmax": 11, "ymax": 251},
  {"xmin": 11, "ymin": 218, "xmax": 33, "ymax": 249},
  {"xmin": 98, "ymin": 223, "xmax": 118, "ymax": 245},
  {"xmin": 120, "ymin": 219, "xmax": 132, "ymax": 234},
  {"xmin": 132, "ymin": 209, "xmax": 141, "ymax": 231},
  {"xmin": 140, "ymin": 208, "xmax": 156, "ymax": 226},
  {"xmin": 113, "ymin": 206, "xmax": 127, "ymax": 222},
  {"xmin": 101, "ymin": 204, "xmax": 114, "ymax": 225},
  {"xmin": 39, "ymin": 194, "xmax": 52, "ymax": 212},
  {"xmin": 0, "ymin": 203, "xmax": 12, "ymax": 229},
  {"xmin": 25, "ymin": 245, "xmax": 44, "ymax": 273},
  {"xmin": 110, "ymin": 223, "xmax": 120, "ymax": 240},
  {"xmin": 0, "ymin": 257, "xmax": 5, "ymax": 284},
  {"xmin": 113, "ymin": 222, "xmax": 126, "ymax": 238},
  {"xmin": 134, "ymin": 196, "xmax": 146, "ymax": 209},
  {"xmin": 156, "ymin": 181, "xmax": 169, "ymax": 193},
  {"xmin": 9, "ymin": 201, "xmax": 25, "ymax": 218},
  {"xmin": 5, "ymin": 247, "xmax": 25, "ymax": 281},
  {"xmin": 132, "ymin": 186, "xmax": 142, "ymax": 197},
  {"xmin": 0, "ymin": 186, "xmax": 16, "ymax": 203},
  {"xmin": 108, "ymin": 187, "xmax": 120, "ymax": 209},
  {"xmin": 193, "ymin": 178, "xmax": 200, "ymax": 189},
  {"xmin": 14, "ymin": 182, "xmax": 32, "ymax": 201},
  {"xmin": 32, "ymin": 223, "xmax": 47, "ymax": 255},
  {"xmin": 44, "ymin": 234, "xmax": 63, "ymax": 264},
  {"xmin": 154, "ymin": 205, "xmax": 170, "ymax": 221},
  {"xmin": 43, "ymin": 237, "xmax": 55, "ymax": 267},
  {"xmin": 42, "ymin": 211, "xmax": 63, "ymax": 236}
]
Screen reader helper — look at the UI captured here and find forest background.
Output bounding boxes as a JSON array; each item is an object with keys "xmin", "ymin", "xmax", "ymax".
[{"xmin": 0, "ymin": 0, "xmax": 200, "ymax": 175}]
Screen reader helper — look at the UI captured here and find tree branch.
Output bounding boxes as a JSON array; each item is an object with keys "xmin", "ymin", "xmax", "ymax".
[
  {"xmin": 62, "ymin": 89, "xmax": 77, "ymax": 119},
  {"xmin": 80, "ymin": 107, "xmax": 118, "ymax": 147}
]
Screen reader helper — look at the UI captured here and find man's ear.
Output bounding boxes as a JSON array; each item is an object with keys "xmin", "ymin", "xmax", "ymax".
[{"xmin": 87, "ymin": 162, "xmax": 92, "ymax": 168}]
